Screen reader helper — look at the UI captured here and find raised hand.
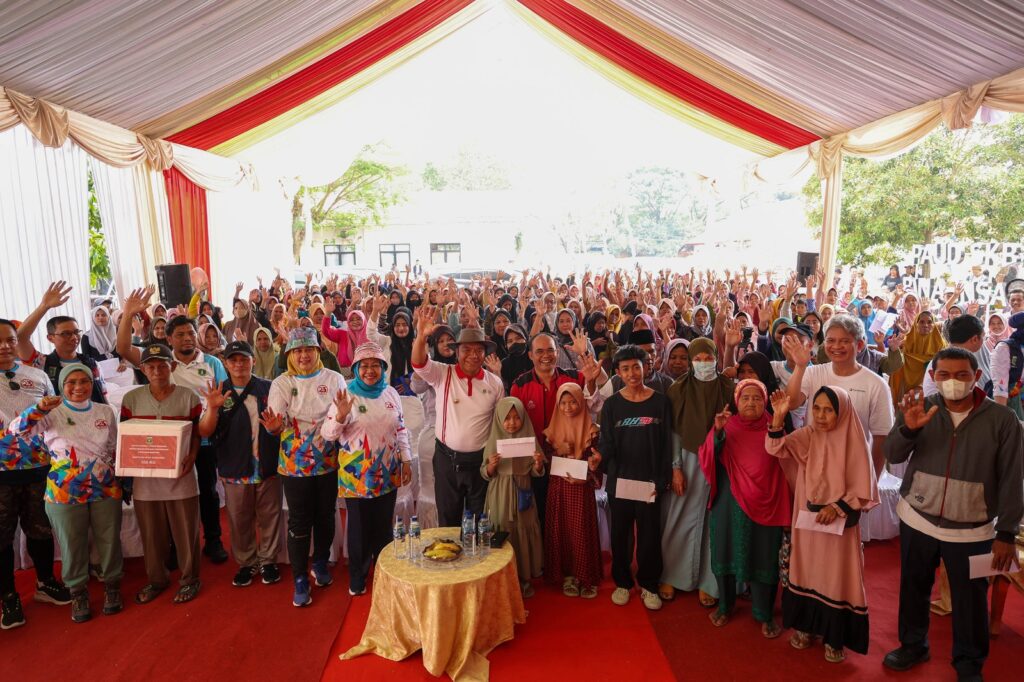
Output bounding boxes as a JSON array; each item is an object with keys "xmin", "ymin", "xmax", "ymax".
[
  {"xmin": 123, "ymin": 285, "xmax": 156, "ymax": 316},
  {"xmin": 568, "ymin": 328, "xmax": 589, "ymax": 357},
  {"xmin": 578, "ymin": 352, "xmax": 602, "ymax": 385},
  {"xmin": 39, "ymin": 281, "xmax": 72, "ymax": 310},
  {"xmin": 782, "ymin": 332, "xmax": 811, "ymax": 366},
  {"xmin": 232, "ymin": 326, "xmax": 246, "ymax": 342},
  {"xmin": 259, "ymin": 407, "xmax": 284, "ymax": 434},
  {"xmin": 898, "ymin": 389, "xmax": 939, "ymax": 430},
  {"xmin": 324, "ymin": 297, "xmax": 335, "ymax": 316},
  {"xmin": 769, "ymin": 389, "xmax": 791, "ymax": 420},
  {"xmin": 234, "ymin": 281, "xmax": 244, "ymax": 297},
  {"xmin": 414, "ymin": 305, "xmax": 438, "ymax": 338},
  {"xmin": 371, "ymin": 294, "xmax": 388, "ymax": 318},
  {"xmin": 38, "ymin": 395, "xmax": 62, "ymax": 412},
  {"xmin": 713, "ymin": 406, "xmax": 732, "ymax": 432},
  {"xmin": 724, "ymin": 318, "xmax": 743, "ymax": 347},
  {"xmin": 333, "ymin": 389, "xmax": 356, "ymax": 423},
  {"xmin": 198, "ymin": 380, "xmax": 227, "ymax": 411},
  {"xmin": 483, "ymin": 353, "xmax": 502, "ymax": 375},
  {"xmin": 889, "ymin": 330, "xmax": 905, "ymax": 350}
]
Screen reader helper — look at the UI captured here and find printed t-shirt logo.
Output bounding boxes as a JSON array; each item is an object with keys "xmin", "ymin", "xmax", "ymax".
[
  {"xmin": 317, "ymin": 385, "xmax": 328, "ymax": 394},
  {"xmin": 615, "ymin": 417, "xmax": 661, "ymax": 427},
  {"xmin": 94, "ymin": 419, "xmax": 108, "ymax": 429},
  {"xmin": 19, "ymin": 378, "xmax": 34, "ymax": 389},
  {"xmin": 385, "ymin": 401, "xmax": 395, "ymax": 410}
]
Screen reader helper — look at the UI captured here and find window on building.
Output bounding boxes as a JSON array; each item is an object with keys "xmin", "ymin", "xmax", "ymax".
[
  {"xmin": 323, "ymin": 244, "xmax": 356, "ymax": 266},
  {"xmin": 430, "ymin": 242, "xmax": 462, "ymax": 265},
  {"xmin": 379, "ymin": 243, "xmax": 411, "ymax": 268}
]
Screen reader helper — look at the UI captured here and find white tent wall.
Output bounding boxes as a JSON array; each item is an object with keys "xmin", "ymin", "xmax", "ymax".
[
  {"xmin": 0, "ymin": 125, "xmax": 90, "ymax": 351},
  {"xmin": 90, "ymin": 159, "xmax": 147, "ymax": 298},
  {"xmin": 206, "ymin": 181, "xmax": 293, "ymax": 312}
]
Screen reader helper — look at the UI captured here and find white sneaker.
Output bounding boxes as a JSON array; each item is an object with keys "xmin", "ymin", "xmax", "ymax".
[
  {"xmin": 611, "ymin": 587, "xmax": 631, "ymax": 606},
  {"xmin": 641, "ymin": 589, "xmax": 663, "ymax": 611}
]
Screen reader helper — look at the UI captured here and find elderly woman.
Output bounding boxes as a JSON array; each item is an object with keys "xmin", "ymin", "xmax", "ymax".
[
  {"xmin": 889, "ymin": 311, "xmax": 946, "ymax": 403},
  {"xmin": 263, "ymin": 327, "xmax": 348, "ymax": 607},
  {"xmin": 321, "ymin": 342, "xmax": 411, "ymax": 596},
  {"xmin": 7, "ymin": 364, "xmax": 122, "ymax": 622},
  {"xmin": 661, "ymin": 338, "xmax": 690, "ymax": 380},
  {"xmin": 767, "ymin": 386, "xmax": 878, "ymax": 663},
  {"xmin": 699, "ymin": 379, "xmax": 791, "ymax": 637},
  {"xmin": 662, "ymin": 337, "xmax": 734, "ymax": 605}
]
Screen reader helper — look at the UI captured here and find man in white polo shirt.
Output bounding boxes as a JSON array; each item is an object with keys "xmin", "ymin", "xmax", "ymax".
[
  {"xmin": 411, "ymin": 305, "xmax": 503, "ymax": 527},
  {"xmin": 117, "ymin": 288, "xmax": 229, "ymax": 563}
]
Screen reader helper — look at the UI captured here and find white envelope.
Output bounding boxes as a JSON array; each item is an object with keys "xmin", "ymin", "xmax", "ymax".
[
  {"xmin": 615, "ymin": 478, "xmax": 657, "ymax": 503},
  {"xmin": 97, "ymin": 358, "xmax": 135, "ymax": 388},
  {"xmin": 550, "ymin": 456, "xmax": 588, "ymax": 480},
  {"xmin": 496, "ymin": 437, "xmax": 535, "ymax": 458},
  {"xmin": 968, "ymin": 553, "xmax": 1021, "ymax": 579},
  {"xmin": 794, "ymin": 509, "xmax": 845, "ymax": 535},
  {"xmin": 868, "ymin": 312, "xmax": 897, "ymax": 335}
]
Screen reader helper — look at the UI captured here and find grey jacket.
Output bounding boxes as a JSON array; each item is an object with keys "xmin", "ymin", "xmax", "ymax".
[{"xmin": 884, "ymin": 388, "xmax": 1023, "ymax": 542}]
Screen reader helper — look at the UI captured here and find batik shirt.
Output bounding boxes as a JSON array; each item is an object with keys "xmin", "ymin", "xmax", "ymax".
[
  {"xmin": 0, "ymin": 363, "xmax": 55, "ymax": 472},
  {"xmin": 321, "ymin": 386, "xmax": 411, "ymax": 498},
  {"xmin": 268, "ymin": 369, "xmax": 346, "ymax": 476},
  {"xmin": 7, "ymin": 400, "xmax": 120, "ymax": 503}
]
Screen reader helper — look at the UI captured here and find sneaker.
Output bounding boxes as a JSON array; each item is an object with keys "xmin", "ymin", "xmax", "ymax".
[
  {"xmin": 348, "ymin": 586, "xmax": 366, "ymax": 596},
  {"xmin": 641, "ymin": 589, "xmax": 663, "ymax": 611},
  {"xmin": 293, "ymin": 576, "xmax": 312, "ymax": 607},
  {"xmin": 232, "ymin": 565, "xmax": 257, "ymax": 587},
  {"xmin": 883, "ymin": 645, "xmax": 930, "ymax": 672},
  {"xmin": 34, "ymin": 578, "xmax": 72, "ymax": 605},
  {"xmin": 1, "ymin": 593, "xmax": 25, "ymax": 629},
  {"xmin": 260, "ymin": 563, "xmax": 281, "ymax": 585},
  {"xmin": 71, "ymin": 589, "xmax": 91, "ymax": 623},
  {"xmin": 611, "ymin": 587, "xmax": 631, "ymax": 606},
  {"xmin": 310, "ymin": 560, "xmax": 333, "ymax": 588},
  {"xmin": 203, "ymin": 540, "xmax": 229, "ymax": 564},
  {"xmin": 103, "ymin": 583, "xmax": 123, "ymax": 616}
]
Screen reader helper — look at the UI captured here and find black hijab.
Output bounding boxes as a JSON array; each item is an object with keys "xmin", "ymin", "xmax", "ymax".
[{"xmin": 389, "ymin": 307, "xmax": 415, "ymax": 381}]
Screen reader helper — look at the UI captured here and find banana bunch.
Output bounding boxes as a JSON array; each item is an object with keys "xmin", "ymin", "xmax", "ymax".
[{"xmin": 423, "ymin": 539, "xmax": 462, "ymax": 561}]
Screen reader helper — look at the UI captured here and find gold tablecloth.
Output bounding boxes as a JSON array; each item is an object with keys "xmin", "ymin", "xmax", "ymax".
[{"xmin": 342, "ymin": 527, "xmax": 527, "ymax": 680}]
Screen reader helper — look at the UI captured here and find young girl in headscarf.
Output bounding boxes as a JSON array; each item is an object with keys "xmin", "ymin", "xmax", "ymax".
[
  {"xmin": 481, "ymin": 397, "xmax": 545, "ymax": 598},
  {"xmin": 543, "ymin": 383, "xmax": 603, "ymax": 600},
  {"xmin": 767, "ymin": 386, "xmax": 879, "ymax": 664},
  {"xmin": 700, "ymin": 379, "xmax": 791, "ymax": 638},
  {"xmin": 198, "ymin": 322, "xmax": 226, "ymax": 359},
  {"xmin": 82, "ymin": 306, "xmax": 118, "ymax": 361}
]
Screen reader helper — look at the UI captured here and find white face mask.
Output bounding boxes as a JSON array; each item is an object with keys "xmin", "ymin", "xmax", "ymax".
[
  {"xmin": 692, "ymin": 360, "xmax": 717, "ymax": 381},
  {"xmin": 936, "ymin": 378, "xmax": 973, "ymax": 401}
]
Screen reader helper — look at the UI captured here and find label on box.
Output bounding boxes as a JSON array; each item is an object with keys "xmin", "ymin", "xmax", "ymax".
[{"xmin": 118, "ymin": 434, "xmax": 179, "ymax": 469}]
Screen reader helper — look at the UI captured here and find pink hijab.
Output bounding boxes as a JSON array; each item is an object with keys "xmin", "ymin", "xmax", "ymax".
[
  {"xmin": 985, "ymin": 313, "xmax": 1010, "ymax": 351},
  {"xmin": 343, "ymin": 310, "xmax": 370, "ymax": 365},
  {"xmin": 698, "ymin": 379, "xmax": 792, "ymax": 526},
  {"xmin": 897, "ymin": 293, "xmax": 920, "ymax": 330}
]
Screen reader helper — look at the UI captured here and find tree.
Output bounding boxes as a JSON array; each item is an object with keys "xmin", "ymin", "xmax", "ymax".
[
  {"xmin": 87, "ymin": 171, "xmax": 111, "ymax": 289},
  {"xmin": 289, "ymin": 145, "xmax": 407, "ymax": 263},
  {"xmin": 420, "ymin": 148, "xmax": 511, "ymax": 191},
  {"xmin": 802, "ymin": 116, "xmax": 1024, "ymax": 266},
  {"xmin": 620, "ymin": 167, "xmax": 706, "ymax": 257}
]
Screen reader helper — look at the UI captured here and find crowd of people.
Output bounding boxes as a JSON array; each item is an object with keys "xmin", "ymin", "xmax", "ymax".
[{"xmin": 1, "ymin": 263, "xmax": 1022, "ymax": 681}]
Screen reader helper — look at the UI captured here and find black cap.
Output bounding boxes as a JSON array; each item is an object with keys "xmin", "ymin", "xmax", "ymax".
[
  {"xmin": 223, "ymin": 340, "xmax": 253, "ymax": 358},
  {"xmin": 140, "ymin": 343, "xmax": 173, "ymax": 363},
  {"xmin": 783, "ymin": 324, "xmax": 815, "ymax": 340},
  {"xmin": 630, "ymin": 328, "xmax": 656, "ymax": 345}
]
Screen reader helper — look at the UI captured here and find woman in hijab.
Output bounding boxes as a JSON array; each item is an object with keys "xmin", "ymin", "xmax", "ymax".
[
  {"xmin": 384, "ymin": 290, "xmax": 406, "ymax": 327},
  {"xmin": 767, "ymin": 386, "xmax": 879, "ymax": 663},
  {"xmin": 985, "ymin": 312, "xmax": 1009, "ymax": 352},
  {"xmin": 544, "ymin": 383, "xmax": 603, "ymax": 600},
  {"xmin": 803, "ymin": 311, "xmax": 825, "ymax": 361},
  {"xmin": 737, "ymin": 352, "xmax": 792, "ymax": 433},
  {"xmin": 198, "ymin": 322, "xmax": 226, "ymax": 359},
  {"xmin": 307, "ymin": 302, "xmax": 337, "ymax": 358},
  {"xmin": 223, "ymin": 299, "xmax": 260, "ymax": 345},
  {"xmin": 321, "ymin": 308, "xmax": 370, "ymax": 376},
  {"xmin": 368, "ymin": 297, "xmax": 415, "ymax": 396},
  {"xmin": 606, "ymin": 304, "xmax": 622, "ymax": 334},
  {"xmin": 252, "ymin": 327, "xmax": 278, "ymax": 380},
  {"xmin": 700, "ymin": 379, "xmax": 791, "ymax": 638},
  {"xmin": 405, "ymin": 289, "xmax": 423, "ymax": 312},
  {"xmin": 495, "ymin": 293, "xmax": 518, "ymax": 323},
  {"xmin": 662, "ymin": 338, "xmax": 690, "ymax": 380},
  {"xmin": 500, "ymin": 324, "xmax": 532, "ymax": 393},
  {"xmin": 662, "ymin": 337, "xmax": 734, "ymax": 605},
  {"xmin": 758, "ymin": 318, "xmax": 792, "ymax": 363},
  {"xmin": 991, "ymin": 311, "xmax": 1024, "ymax": 419},
  {"xmin": 688, "ymin": 305, "xmax": 714, "ymax": 339},
  {"xmin": 553, "ymin": 309, "xmax": 594, "ymax": 371},
  {"xmin": 856, "ymin": 300, "xmax": 876, "ymax": 336},
  {"xmin": 889, "ymin": 311, "xmax": 945, "ymax": 403},
  {"xmin": 481, "ymin": 397, "xmax": 545, "ymax": 597},
  {"xmin": 490, "ymin": 309, "xmax": 513, "ymax": 360},
  {"xmin": 897, "ymin": 293, "xmax": 921, "ymax": 330},
  {"xmin": 82, "ymin": 306, "xmax": 118, "ymax": 361},
  {"xmin": 585, "ymin": 311, "xmax": 615, "ymax": 370}
]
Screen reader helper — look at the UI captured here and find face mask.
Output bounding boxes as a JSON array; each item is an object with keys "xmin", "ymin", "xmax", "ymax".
[
  {"xmin": 936, "ymin": 378, "xmax": 973, "ymax": 401},
  {"xmin": 692, "ymin": 360, "xmax": 717, "ymax": 381},
  {"xmin": 508, "ymin": 342, "xmax": 526, "ymax": 356}
]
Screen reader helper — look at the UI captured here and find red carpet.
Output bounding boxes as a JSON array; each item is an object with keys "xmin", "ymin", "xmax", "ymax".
[
  {"xmin": 323, "ymin": 541, "xmax": 1023, "ymax": 681},
  {"xmin": 2, "ymin": 510, "xmax": 351, "ymax": 682}
]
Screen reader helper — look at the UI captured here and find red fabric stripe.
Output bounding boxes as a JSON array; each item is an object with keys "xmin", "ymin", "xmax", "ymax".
[
  {"xmin": 163, "ymin": 167, "xmax": 211, "ymax": 280},
  {"xmin": 168, "ymin": 0, "xmax": 474, "ymax": 150},
  {"xmin": 518, "ymin": 0, "xmax": 819, "ymax": 149},
  {"xmin": 441, "ymin": 366, "xmax": 452, "ymax": 443}
]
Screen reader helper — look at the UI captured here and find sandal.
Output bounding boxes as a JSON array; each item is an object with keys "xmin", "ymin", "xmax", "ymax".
[
  {"xmin": 761, "ymin": 620, "xmax": 782, "ymax": 639},
  {"xmin": 172, "ymin": 582, "xmax": 201, "ymax": 604},
  {"xmin": 698, "ymin": 590, "xmax": 718, "ymax": 608},
  {"xmin": 658, "ymin": 583, "xmax": 676, "ymax": 601},
  {"xmin": 134, "ymin": 583, "xmax": 166, "ymax": 605},
  {"xmin": 562, "ymin": 577, "xmax": 580, "ymax": 598},
  {"xmin": 789, "ymin": 631, "xmax": 812, "ymax": 650},
  {"xmin": 580, "ymin": 585, "xmax": 598, "ymax": 599},
  {"xmin": 708, "ymin": 609, "xmax": 730, "ymax": 627},
  {"xmin": 521, "ymin": 582, "xmax": 535, "ymax": 599},
  {"xmin": 824, "ymin": 645, "xmax": 845, "ymax": 663}
]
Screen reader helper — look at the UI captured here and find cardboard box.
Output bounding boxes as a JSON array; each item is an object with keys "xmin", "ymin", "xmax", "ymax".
[{"xmin": 116, "ymin": 419, "xmax": 192, "ymax": 478}]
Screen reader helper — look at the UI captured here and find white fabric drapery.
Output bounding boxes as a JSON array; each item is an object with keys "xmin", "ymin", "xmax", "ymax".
[
  {"xmin": 90, "ymin": 159, "xmax": 150, "ymax": 296},
  {"xmin": 0, "ymin": 126, "xmax": 91, "ymax": 350}
]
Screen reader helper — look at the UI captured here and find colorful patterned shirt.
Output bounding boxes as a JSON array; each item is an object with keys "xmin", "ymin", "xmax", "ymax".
[
  {"xmin": 0, "ymin": 363, "xmax": 55, "ymax": 473},
  {"xmin": 268, "ymin": 369, "xmax": 346, "ymax": 477},
  {"xmin": 321, "ymin": 386, "xmax": 411, "ymax": 498},
  {"xmin": 7, "ymin": 400, "xmax": 120, "ymax": 504}
]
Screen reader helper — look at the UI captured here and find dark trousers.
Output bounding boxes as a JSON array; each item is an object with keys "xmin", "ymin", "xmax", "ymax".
[
  {"xmin": 531, "ymin": 472, "xmax": 549, "ymax": 529},
  {"xmin": 718, "ymin": 575, "xmax": 777, "ymax": 623},
  {"xmin": 897, "ymin": 521, "xmax": 992, "ymax": 677},
  {"xmin": 346, "ymin": 490, "xmax": 397, "ymax": 592},
  {"xmin": 195, "ymin": 445, "xmax": 221, "ymax": 543},
  {"xmin": 0, "ymin": 478, "xmax": 55, "ymax": 595},
  {"xmin": 282, "ymin": 473, "xmax": 338, "ymax": 579},
  {"xmin": 432, "ymin": 440, "xmax": 487, "ymax": 527},
  {"xmin": 609, "ymin": 497, "xmax": 663, "ymax": 593}
]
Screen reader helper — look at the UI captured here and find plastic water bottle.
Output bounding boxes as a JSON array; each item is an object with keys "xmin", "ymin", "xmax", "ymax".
[
  {"xmin": 478, "ymin": 513, "xmax": 492, "ymax": 556},
  {"xmin": 462, "ymin": 511, "xmax": 477, "ymax": 557},
  {"xmin": 393, "ymin": 516, "xmax": 407, "ymax": 559},
  {"xmin": 408, "ymin": 515, "xmax": 421, "ymax": 564}
]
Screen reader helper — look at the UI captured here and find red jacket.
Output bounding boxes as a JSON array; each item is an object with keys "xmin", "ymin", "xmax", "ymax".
[{"xmin": 510, "ymin": 368, "xmax": 584, "ymax": 453}]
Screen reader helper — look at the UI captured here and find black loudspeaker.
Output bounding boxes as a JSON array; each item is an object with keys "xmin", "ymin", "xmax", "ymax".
[
  {"xmin": 156, "ymin": 264, "xmax": 193, "ymax": 308},
  {"xmin": 796, "ymin": 251, "xmax": 818, "ymax": 283}
]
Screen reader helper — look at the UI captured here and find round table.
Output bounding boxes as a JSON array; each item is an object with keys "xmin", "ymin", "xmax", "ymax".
[{"xmin": 342, "ymin": 527, "xmax": 526, "ymax": 680}]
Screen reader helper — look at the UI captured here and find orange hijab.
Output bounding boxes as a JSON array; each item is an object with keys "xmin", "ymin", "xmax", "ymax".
[
  {"xmin": 542, "ymin": 383, "xmax": 593, "ymax": 459},
  {"xmin": 890, "ymin": 311, "xmax": 945, "ymax": 400}
]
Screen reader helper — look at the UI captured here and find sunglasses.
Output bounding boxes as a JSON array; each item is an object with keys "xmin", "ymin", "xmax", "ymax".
[{"xmin": 5, "ymin": 370, "xmax": 19, "ymax": 391}]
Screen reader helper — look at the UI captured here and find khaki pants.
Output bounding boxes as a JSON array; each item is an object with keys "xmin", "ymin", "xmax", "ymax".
[
  {"xmin": 135, "ymin": 496, "xmax": 200, "ymax": 587},
  {"xmin": 46, "ymin": 497, "xmax": 123, "ymax": 590},
  {"xmin": 222, "ymin": 477, "xmax": 283, "ymax": 568}
]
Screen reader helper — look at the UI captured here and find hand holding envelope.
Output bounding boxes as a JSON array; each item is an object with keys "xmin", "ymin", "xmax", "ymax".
[{"xmin": 615, "ymin": 478, "xmax": 657, "ymax": 503}]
